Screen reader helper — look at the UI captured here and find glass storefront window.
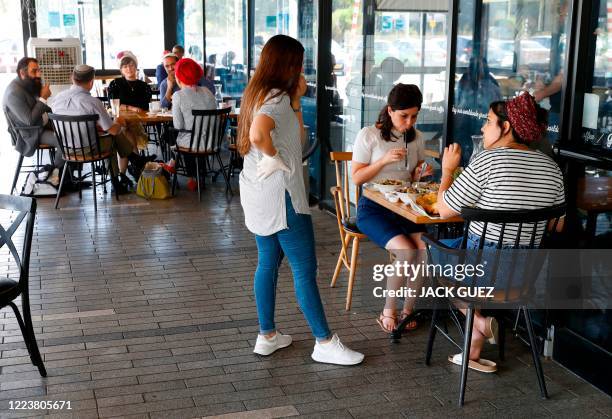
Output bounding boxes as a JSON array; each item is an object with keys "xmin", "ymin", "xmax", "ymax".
[
  {"xmin": 102, "ymin": 1, "xmax": 164, "ymax": 69},
  {"xmin": 452, "ymin": 0, "xmax": 570, "ymax": 165},
  {"xmin": 205, "ymin": 0, "xmax": 247, "ymax": 99},
  {"xmin": 252, "ymin": 0, "xmax": 318, "ymax": 196},
  {"xmin": 184, "ymin": 0, "xmax": 204, "ymax": 63},
  {"xmin": 35, "ymin": 0, "xmax": 102, "ymax": 68},
  {"xmin": 320, "ymin": 1, "xmax": 449, "ymax": 207},
  {"xmin": 575, "ymin": 1, "xmax": 612, "ymax": 247}
]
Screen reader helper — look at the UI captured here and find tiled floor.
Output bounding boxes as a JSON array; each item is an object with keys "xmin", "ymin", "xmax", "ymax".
[{"xmin": 0, "ymin": 175, "xmax": 610, "ymax": 419}]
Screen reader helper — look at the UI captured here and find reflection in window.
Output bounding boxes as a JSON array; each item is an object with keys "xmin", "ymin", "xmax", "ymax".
[
  {"xmin": 0, "ymin": 0, "xmax": 24, "ymax": 74},
  {"xmin": 184, "ymin": 0, "xmax": 203, "ymax": 63},
  {"xmin": 102, "ymin": 1, "xmax": 164, "ymax": 69},
  {"xmin": 452, "ymin": 0, "xmax": 570, "ymax": 165},
  {"xmin": 34, "ymin": 0, "xmax": 102, "ymax": 68},
  {"xmin": 205, "ymin": 0, "xmax": 246, "ymax": 99},
  {"xmin": 251, "ymin": 0, "xmax": 318, "ymax": 196}
]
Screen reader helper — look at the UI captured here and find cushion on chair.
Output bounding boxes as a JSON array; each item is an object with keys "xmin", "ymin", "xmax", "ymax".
[
  {"xmin": 342, "ymin": 217, "xmax": 362, "ymax": 235},
  {"xmin": 176, "ymin": 146, "xmax": 215, "ymax": 155},
  {"xmin": 0, "ymin": 278, "xmax": 19, "ymax": 301}
]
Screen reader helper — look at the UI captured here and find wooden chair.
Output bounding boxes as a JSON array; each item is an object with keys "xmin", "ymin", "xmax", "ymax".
[
  {"xmin": 5, "ymin": 109, "xmax": 56, "ymax": 195},
  {"xmin": 329, "ymin": 151, "xmax": 367, "ymax": 311},
  {"xmin": 48, "ymin": 113, "xmax": 119, "ymax": 211},
  {"xmin": 423, "ymin": 204, "xmax": 566, "ymax": 407},
  {"xmin": 0, "ymin": 194, "xmax": 46, "ymax": 376},
  {"xmin": 171, "ymin": 107, "xmax": 232, "ymax": 200}
]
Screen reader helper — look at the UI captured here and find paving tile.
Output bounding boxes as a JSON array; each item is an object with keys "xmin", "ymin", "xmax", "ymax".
[{"xmin": 0, "ymin": 182, "xmax": 606, "ymax": 419}]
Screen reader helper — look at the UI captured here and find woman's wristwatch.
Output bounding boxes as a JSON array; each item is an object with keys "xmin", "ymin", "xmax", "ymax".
[{"xmin": 292, "ymin": 106, "xmax": 302, "ymax": 112}]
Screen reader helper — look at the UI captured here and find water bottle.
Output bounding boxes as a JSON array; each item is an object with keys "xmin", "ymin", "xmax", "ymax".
[{"xmin": 214, "ymin": 84, "xmax": 223, "ymax": 108}]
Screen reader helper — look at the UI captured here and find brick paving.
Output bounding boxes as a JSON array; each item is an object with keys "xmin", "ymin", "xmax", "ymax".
[{"xmin": 0, "ymin": 179, "xmax": 610, "ymax": 419}]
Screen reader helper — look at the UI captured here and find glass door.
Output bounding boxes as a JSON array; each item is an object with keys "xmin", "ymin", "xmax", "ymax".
[
  {"xmin": 451, "ymin": 0, "xmax": 571, "ymax": 165},
  {"xmin": 252, "ymin": 0, "xmax": 319, "ymax": 198},
  {"xmin": 319, "ymin": 0, "xmax": 450, "ymax": 208}
]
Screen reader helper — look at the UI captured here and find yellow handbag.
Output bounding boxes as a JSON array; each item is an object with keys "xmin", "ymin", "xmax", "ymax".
[{"xmin": 136, "ymin": 162, "xmax": 172, "ymax": 200}]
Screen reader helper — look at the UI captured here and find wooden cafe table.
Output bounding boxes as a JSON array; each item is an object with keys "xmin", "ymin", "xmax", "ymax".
[
  {"xmin": 362, "ymin": 188, "xmax": 463, "ymax": 224},
  {"xmin": 362, "ymin": 188, "xmax": 463, "ymax": 341}
]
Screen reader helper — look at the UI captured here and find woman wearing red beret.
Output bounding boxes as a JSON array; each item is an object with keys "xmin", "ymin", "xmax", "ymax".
[{"xmin": 171, "ymin": 58, "xmax": 216, "ymax": 151}]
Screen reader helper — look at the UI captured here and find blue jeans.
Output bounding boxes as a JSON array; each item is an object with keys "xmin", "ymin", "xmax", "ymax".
[{"xmin": 254, "ymin": 192, "xmax": 332, "ymax": 340}]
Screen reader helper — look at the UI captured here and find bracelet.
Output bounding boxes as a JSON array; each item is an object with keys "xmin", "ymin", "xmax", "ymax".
[{"xmin": 292, "ymin": 106, "xmax": 302, "ymax": 112}]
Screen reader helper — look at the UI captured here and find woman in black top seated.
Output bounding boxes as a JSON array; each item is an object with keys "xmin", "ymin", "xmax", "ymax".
[{"xmin": 108, "ymin": 51, "xmax": 152, "ymax": 112}]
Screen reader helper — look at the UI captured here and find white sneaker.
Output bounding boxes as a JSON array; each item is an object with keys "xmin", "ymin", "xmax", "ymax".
[
  {"xmin": 311, "ymin": 334, "xmax": 364, "ymax": 366},
  {"xmin": 253, "ymin": 332, "xmax": 292, "ymax": 356}
]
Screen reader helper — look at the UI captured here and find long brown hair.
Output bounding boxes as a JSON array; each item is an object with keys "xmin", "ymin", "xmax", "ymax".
[{"xmin": 237, "ymin": 35, "xmax": 304, "ymax": 156}]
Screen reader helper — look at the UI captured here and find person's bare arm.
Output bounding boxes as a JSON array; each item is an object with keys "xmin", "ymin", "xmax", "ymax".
[
  {"xmin": 436, "ymin": 143, "xmax": 462, "ymax": 219},
  {"xmin": 351, "ymin": 148, "xmax": 405, "ymax": 185},
  {"xmin": 249, "ymin": 114, "xmax": 276, "ymax": 156}
]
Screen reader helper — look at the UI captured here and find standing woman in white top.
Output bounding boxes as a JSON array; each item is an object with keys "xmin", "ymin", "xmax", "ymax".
[
  {"xmin": 352, "ymin": 84, "xmax": 431, "ymax": 333},
  {"xmin": 237, "ymin": 35, "xmax": 363, "ymax": 366}
]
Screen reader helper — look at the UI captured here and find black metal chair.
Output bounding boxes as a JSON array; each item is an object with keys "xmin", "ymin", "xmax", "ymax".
[
  {"xmin": 0, "ymin": 194, "xmax": 46, "ymax": 376},
  {"xmin": 422, "ymin": 204, "xmax": 566, "ymax": 407},
  {"xmin": 171, "ymin": 107, "xmax": 232, "ymax": 200},
  {"xmin": 48, "ymin": 113, "xmax": 119, "ymax": 211},
  {"xmin": 5, "ymin": 109, "xmax": 56, "ymax": 195}
]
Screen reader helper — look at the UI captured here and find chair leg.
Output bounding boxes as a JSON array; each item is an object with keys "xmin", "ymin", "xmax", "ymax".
[
  {"xmin": 498, "ymin": 317, "xmax": 506, "ymax": 361},
  {"xmin": 345, "ymin": 235, "xmax": 360, "ymax": 311},
  {"xmin": 331, "ymin": 233, "xmax": 350, "ymax": 287},
  {"xmin": 77, "ymin": 165, "xmax": 83, "ymax": 200},
  {"xmin": 216, "ymin": 153, "xmax": 232, "ymax": 194},
  {"xmin": 425, "ymin": 302, "xmax": 439, "ymax": 366},
  {"xmin": 54, "ymin": 163, "xmax": 69, "ymax": 209},
  {"xmin": 195, "ymin": 157, "xmax": 201, "ymax": 202},
  {"xmin": 91, "ymin": 162, "xmax": 97, "ymax": 212},
  {"xmin": 459, "ymin": 306, "xmax": 474, "ymax": 407},
  {"xmin": 523, "ymin": 306, "xmax": 548, "ymax": 399},
  {"xmin": 171, "ymin": 153, "xmax": 180, "ymax": 196},
  {"xmin": 8, "ymin": 301, "xmax": 46, "ymax": 377},
  {"xmin": 11, "ymin": 154, "xmax": 24, "ymax": 195}
]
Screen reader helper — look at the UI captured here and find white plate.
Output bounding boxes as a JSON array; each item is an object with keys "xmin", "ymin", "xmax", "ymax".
[{"xmin": 373, "ymin": 180, "xmax": 405, "ymax": 193}]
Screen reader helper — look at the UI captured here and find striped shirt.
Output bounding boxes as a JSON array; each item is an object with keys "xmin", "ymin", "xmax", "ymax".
[
  {"xmin": 239, "ymin": 90, "xmax": 309, "ymax": 236},
  {"xmin": 443, "ymin": 147, "xmax": 565, "ymax": 246}
]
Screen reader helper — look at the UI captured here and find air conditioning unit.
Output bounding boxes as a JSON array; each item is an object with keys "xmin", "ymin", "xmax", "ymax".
[{"xmin": 27, "ymin": 38, "xmax": 82, "ymax": 90}]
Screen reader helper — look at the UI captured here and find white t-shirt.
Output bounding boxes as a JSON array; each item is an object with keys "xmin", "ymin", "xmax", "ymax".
[{"xmin": 352, "ymin": 126, "xmax": 426, "ymax": 182}]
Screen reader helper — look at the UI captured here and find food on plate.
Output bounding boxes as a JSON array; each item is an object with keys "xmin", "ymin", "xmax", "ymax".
[
  {"xmin": 397, "ymin": 186, "xmax": 419, "ymax": 194},
  {"xmin": 416, "ymin": 192, "xmax": 439, "ymax": 214},
  {"xmin": 378, "ymin": 179, "xmax": 404, "ymax": 186},
  {"xmin": 423, "ymin": 182, "xmax": 440, "ymax": 191}
]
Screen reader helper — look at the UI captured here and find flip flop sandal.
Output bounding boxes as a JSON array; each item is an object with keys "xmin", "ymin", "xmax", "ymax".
[
  {"xmin": 376, "ymin": 312, "xmax": 397, "ymax": 334},
  {"xmin": 485, "ymin": 317, "xmax": 499, "ymax": 345},
  {"xmin": 448, "ymin": 353, "xmax": 497, "ymax": 373},
  {"xmin": 398, "ymin": 311, "xmax": 418, "ymax": 331}
]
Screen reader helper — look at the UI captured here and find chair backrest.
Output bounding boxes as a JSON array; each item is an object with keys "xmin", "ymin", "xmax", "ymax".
[
  {"xmin": 329, "ymin": 151, "xmax": 358, "ymax": 222},
  {"xmin": 48, "ymin": 113, "xmax": 104, "ymax": 162},
  {"xmin": 0, "ymin": 194, "xmax": 36, "ymax": 297},
  {"xmin": 4, "ymin": 108, "xmax": 20, "ymax": 147},
  {"xmin": 3, "ymin": 108, "xmax": 38, "ymax": 148},
  {"xmin": 187, "ymin": 107, "xmax": 231, "ymax": 153},
  {"xmin": 459, "ymin": 204, "xmax": 566, "ymax": 250},
  {"xmin": 456, "ymin": 204, "xmax": 566, "ymax": 302}
]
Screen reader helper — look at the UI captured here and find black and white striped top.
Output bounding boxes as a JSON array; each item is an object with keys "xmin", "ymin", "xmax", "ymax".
[{"xmin": 443, "ymin": 147, "xmax": 565, "ymax": 246}]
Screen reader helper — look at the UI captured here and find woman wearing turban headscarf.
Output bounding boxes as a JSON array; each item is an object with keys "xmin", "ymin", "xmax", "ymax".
[
  {"xmin": 171, "ymin": 58, "xmax": 216, "ymax": 151},
  {"xmin": 108, "ymin": 51, "xmax": 152, "ymax": 111},
  {"xmin": 434, "ymin": 92, "xmax": 566, "ymax": 372}
]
